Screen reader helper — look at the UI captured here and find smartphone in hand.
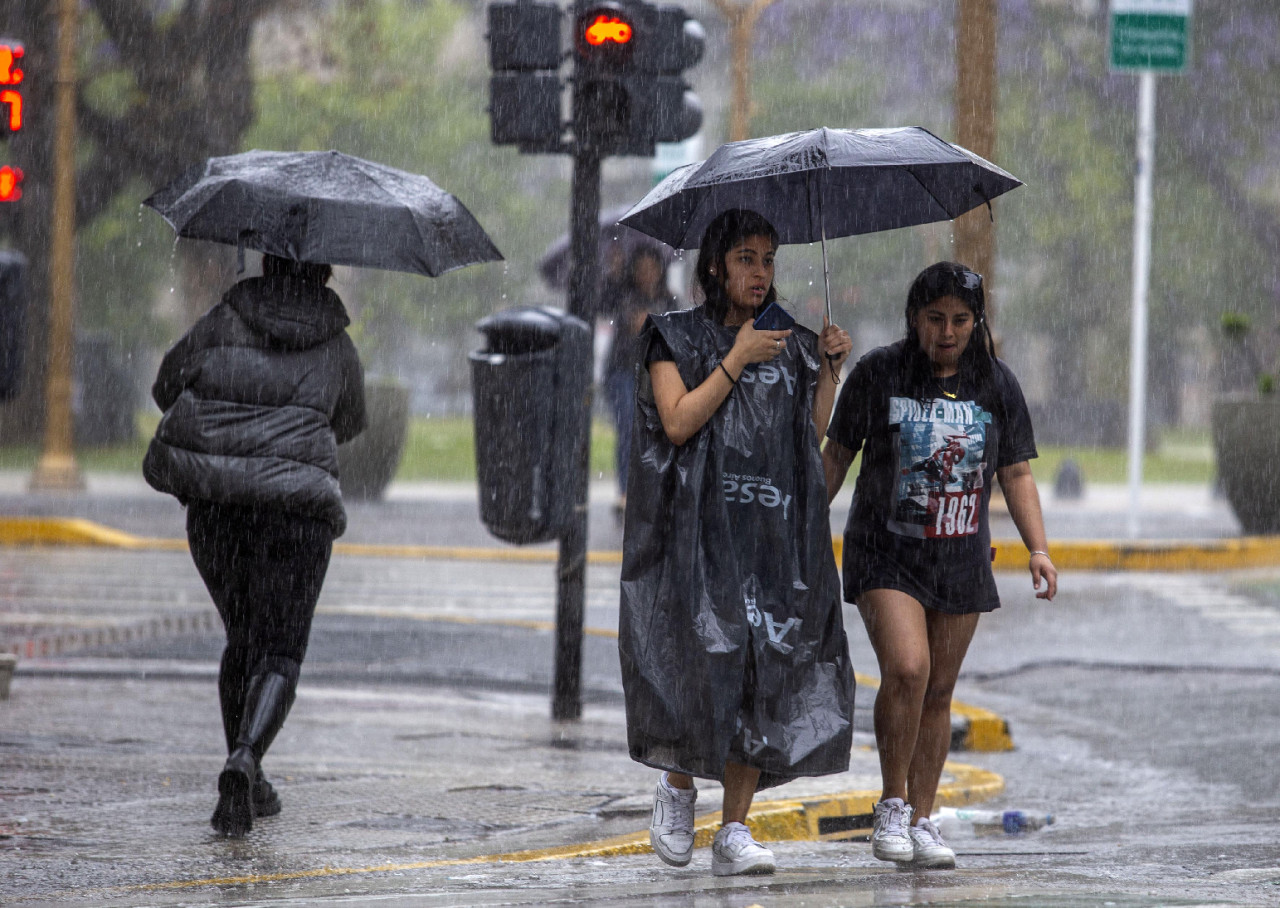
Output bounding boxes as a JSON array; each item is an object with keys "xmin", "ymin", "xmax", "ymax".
[{"xmin": 753, "ymin": 302, "xmax": 796, "ymax": 331}]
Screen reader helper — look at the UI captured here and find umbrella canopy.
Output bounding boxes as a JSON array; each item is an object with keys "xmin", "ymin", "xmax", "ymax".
[
  {"xmin": 143, "ymin": 149, "xmax": 503, "ymax": 277},
  {"xmin": 537, "ymin": 204, "xmax": 672, "ymax": 292},
  {"xmin": 619, "ymin": 126, "xmax": 1023, "ymax": 251}
]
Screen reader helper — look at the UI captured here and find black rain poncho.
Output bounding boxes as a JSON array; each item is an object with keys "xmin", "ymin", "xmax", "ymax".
[{"xmin": 619, "ymin": 308, "xmax": 855, "ymax": 788}]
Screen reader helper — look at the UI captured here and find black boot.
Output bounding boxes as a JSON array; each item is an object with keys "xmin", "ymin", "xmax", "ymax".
[
  {"xmin": 253, "ymin": 767, "xmax": 282, "ymax": 818},
  {"xmin": 211, "ymin": 672, "xmax": 294, "ymax": 836}
]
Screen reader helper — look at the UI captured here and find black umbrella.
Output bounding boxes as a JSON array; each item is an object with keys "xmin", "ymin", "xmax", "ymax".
[
  {"xmin": 143, "ymin": 149, "xmax": 503, "ymax": 277},
  {"xmin": 619, "ymin": 126, "xmax": 1022, "ymax": 321},
  {"xmin": 537, "ymin": 204, "xmax": 672, "ymax": 294}
]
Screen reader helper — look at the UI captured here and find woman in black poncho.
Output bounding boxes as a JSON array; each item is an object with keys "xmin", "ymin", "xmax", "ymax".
[{"xmin": 620, "ymin": 209, "xmax": 855, "ymax": 877}]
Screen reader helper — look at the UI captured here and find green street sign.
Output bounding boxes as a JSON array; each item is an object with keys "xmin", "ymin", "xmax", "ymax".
[{"xmin": 1110, "ymin": 0, "xmax": 1192, "ymax": 73}]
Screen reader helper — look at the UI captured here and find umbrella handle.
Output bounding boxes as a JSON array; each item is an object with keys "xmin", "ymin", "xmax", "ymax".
[{"xmin": 820, "ymin": 225, "xmax": 840, "ymax": 384}]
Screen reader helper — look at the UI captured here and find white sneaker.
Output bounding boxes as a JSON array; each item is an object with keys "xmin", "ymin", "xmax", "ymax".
[
  {"xmin": 871, "ymin": 797, "xmax": 915, "ymax": 862},
  {"xmin": 649, "ymin": 774, "xmax": 697, "ymax": 867},
  {"xmin": 711, "ymin": 822, "xmax": 776, "ymax": 876},
  {"xmin": 908, "ymin": 818, "xmax": 956, "ymax": 869}
]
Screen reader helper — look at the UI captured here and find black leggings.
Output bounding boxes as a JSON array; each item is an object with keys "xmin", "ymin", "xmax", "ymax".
[{"xmin": 187, "ymin": 502, "xmax": 333, "ymax": 747}]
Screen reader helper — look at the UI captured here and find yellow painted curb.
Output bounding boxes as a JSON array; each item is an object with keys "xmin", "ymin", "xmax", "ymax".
[
  {"xmin": 8, "ymin": 516, "xmax": 1280, "ymax": 572},
  {"xmin": 949, "ymin": 700, "xmax": 1015, "ymax": 752},
  {"xmin": 853, "ymin": 672, "xmax": 1011, "ymax": 752},
  {"xmin": 131, "ymin": 759, "xmax": 1002, "ymax": 893},
  {"xmin": 0, "ymin": 517, "xmax": 186, "ymax": 551},
  {"xmin": 993, "ymin": 536, "xmax": 1280, "ymax": 571}
]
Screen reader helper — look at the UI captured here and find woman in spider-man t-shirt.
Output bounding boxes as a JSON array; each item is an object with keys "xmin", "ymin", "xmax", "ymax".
[{"xmin": 823, "ymin": 261, "xmax": 1058, "ymax": 871}]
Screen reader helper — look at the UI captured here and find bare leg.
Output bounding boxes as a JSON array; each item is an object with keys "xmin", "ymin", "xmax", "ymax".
[
  {"xmin": 666, "ymin": 771, "xmax": 694, "ymax": 790},
  {"xmin": 721, "ymin": 762, "xmax": 761, "ymax": 826},
  {"xmin": 905, "ymin": 609, "xmax": 979, "ymax": 822},
  {"xmin": 858, "ymin": 589, "xmax": 931, "ymax": 803}
]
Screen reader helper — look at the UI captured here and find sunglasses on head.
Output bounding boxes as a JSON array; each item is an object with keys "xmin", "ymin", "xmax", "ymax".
[{"xmin": 957, "ymin": 269, "xmax": 983, "ymax": 291}]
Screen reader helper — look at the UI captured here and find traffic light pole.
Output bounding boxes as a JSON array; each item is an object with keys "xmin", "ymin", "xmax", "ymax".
[{"xmin": 553, "ymin": 142, "xmax": 601, "ymax": 721}]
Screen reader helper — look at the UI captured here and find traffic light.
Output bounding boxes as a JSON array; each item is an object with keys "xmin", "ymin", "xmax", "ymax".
[
  {"xmin": 572, "ymin": 0, "xmax": 644, "ymax": 151},
  {"xmin": 487, "ymin": 1, "xmax": 565, "ymax": 151},
  {"xmin": 650, "ymin": 6, "xmax": 704, "ymax": 144},
  {"xmin": 571, "ymin": 1, "xmax": 703, "ymax": 156}
]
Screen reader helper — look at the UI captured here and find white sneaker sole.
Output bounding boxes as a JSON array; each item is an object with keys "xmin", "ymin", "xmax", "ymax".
[
  {"xmin": 909, "ymin": 851, "xmax": 956, "ymax": 870},
  {"xmin": 872, "ymin": 838, "xmax": 915, "ymax": 862},
  {"xmin": 712, "ymin": 854, "xmax": 777, "ymax": 877}
]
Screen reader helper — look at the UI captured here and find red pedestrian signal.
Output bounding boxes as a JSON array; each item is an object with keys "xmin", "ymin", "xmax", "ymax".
[
  {"xmin": 0, "ymin": 165, "xmax": 22, "ymax": 202},
  {"xmin": 574, "ymin": 3, "xmax": 634, "ymax": 63},
  {"xmin": 583, "ymin": 14, "xmax": 631, "ymax": 46}
]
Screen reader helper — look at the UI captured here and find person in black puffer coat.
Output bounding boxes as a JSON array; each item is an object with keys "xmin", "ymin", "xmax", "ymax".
[{"xmin": 144, "ymin": 254, "xmax": 366, "ymax": 838}]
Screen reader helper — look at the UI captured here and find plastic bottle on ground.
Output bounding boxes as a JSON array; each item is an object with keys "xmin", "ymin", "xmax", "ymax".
[{"xmin": 932, "ymin": 806, "xmax": 1054, "ymax": 835}]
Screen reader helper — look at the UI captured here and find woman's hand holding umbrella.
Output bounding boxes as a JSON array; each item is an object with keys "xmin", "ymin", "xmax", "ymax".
[
  {"xmin": 813, "ymin": 317, "xmax": 852, "ymax": 438},
  {"xmin": 818, "ymin": 317, "xmax": 852, "ymax": 374}
]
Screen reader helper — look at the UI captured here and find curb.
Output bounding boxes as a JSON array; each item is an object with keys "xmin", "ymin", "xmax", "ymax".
[{"xmin": 3, "ymin": 516, "xmax": 1278, "ymax": 571}]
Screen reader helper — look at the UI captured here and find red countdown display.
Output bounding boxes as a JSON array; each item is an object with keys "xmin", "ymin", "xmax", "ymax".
[
  {"xmin": 1, "ymin": 39, "xmax": 24, "ymax": 202},
  {"xmin": 0, "ymin": 165, "xmax": 21, "ymax": 202},
  {"xmin": 1, "ymin": 40, "xmax": 23, "ymax": 135}
]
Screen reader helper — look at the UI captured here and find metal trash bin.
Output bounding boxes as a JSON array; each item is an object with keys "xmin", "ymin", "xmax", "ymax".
[{"xmin": 470, "ymin": 306, "xmax": 592, "ymax": 544}]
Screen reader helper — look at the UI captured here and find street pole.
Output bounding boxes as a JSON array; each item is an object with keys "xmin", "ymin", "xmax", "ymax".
[
  {"xmin": 554, "ymin": 143, "xmax": 601, "ymax": 721},
  {"xmin": 1126, "ymin": 71, "xmax": 1156, "ymax": 539},
  {"xmin": 953, "ymin": 0, "xmax": 997, "ymax": 319},
  {"xmin": 30, "ymin": 0, "xmax": 83, "ymax": 491},
  {"xmin": 708, "ymin": 0, "xmax": 777, "ymax": 142}
]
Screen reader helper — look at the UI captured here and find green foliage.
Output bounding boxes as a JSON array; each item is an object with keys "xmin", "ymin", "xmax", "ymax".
[
  {"xmin": 75, "ymin": 182, "xmax": 176, "ymax": 352},
  {"xmin": 0, "ymin": 417, "xmax": 1213, "ymax": 486},
  {"xmin": 1220, "ymin": 311, "xmax": 1251, "ymax": 338},
  {"xmin": 245, "ymin": 0, "xmax": 569, "ymax": 373}
]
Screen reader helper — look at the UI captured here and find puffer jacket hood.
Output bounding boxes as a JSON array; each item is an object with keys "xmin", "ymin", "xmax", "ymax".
[{"xmin": 224, "ymin": 275, "xmax": 350, "ymax": 350}]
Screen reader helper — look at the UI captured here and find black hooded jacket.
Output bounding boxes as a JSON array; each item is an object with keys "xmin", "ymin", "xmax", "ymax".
[{"xmin": 143, "ymin": 275, "xmax": 366, "ymax": 535}]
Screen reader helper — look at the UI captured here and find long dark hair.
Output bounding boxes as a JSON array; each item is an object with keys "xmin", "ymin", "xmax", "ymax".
[
  {"xmin": 694, "ymin": 209, "xmax": 779, "ymax": 325},
  {"xmin": 263, "ymin": 254, "xmax": 332, "ymax": 286},
  {"xmin": 902, "ymin": 261, "xmax": 996, "ymax": 398}
]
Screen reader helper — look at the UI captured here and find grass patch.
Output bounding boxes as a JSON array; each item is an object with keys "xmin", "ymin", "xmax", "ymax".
[
  {"xmin": 398, "ymin": 416, "xmax": 616, "ymax": 481},
  {"xmin": 0, "ymin": 417, "xmax": 1214, "ymax": 487},
  {"xmin": 1028, "ymin": 427, "xmax": 1215, "ymax": 485}
]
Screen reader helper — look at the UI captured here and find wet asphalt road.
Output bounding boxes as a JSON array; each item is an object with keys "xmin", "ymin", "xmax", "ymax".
[
  {"xmin": 3, "ymin": 478, "xmax": 1280, "ymax": 905},
  {"xmin": 4, "ymin": 549, "xmax": 1280, "ymax": 906}
]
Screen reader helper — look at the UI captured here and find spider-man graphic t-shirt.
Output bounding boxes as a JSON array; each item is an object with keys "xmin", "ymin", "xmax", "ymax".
[{"xmin": 826, "ymin": 340, "xmax": 1037, "ymax": 614}]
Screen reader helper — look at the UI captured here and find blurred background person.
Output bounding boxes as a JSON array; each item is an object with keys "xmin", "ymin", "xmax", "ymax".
[{"xmin": 604, "ymin": 245, "xmax": 678, "ymax": 516}]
